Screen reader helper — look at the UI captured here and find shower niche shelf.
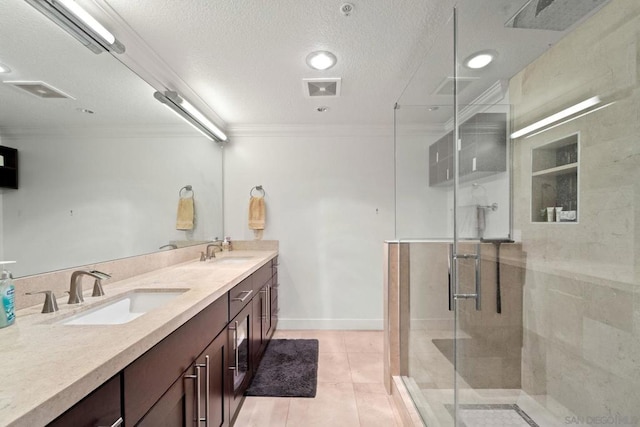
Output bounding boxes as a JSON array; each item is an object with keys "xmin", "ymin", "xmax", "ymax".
[{"xmin": 531, "ymin": 133, "xmax": 579, "ymax": 223}]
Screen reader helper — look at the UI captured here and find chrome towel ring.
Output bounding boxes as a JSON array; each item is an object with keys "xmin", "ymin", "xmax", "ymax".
[
  {"xmin": 179, "ymin": 185, "xmax": 194, "ymax": 198},
  {"xmin": 250, "ymin": 185, "xmax": 265, "ymax": 197}
]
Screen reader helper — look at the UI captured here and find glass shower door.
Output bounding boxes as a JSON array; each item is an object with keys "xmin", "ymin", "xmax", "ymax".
[{"xmin": 394, "ymin": 9, "xmax": 458, "ymax": 427}]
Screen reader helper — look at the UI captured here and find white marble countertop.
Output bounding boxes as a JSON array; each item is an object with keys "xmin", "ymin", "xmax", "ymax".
[{"xmin": 0, "ymin": 250, "xmax": 277, "ymax": 427}]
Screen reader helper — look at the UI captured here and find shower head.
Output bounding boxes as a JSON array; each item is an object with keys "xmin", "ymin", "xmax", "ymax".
[{"xmin": 506, "ymin": 0, "xmax": 610, "ymax": 31}]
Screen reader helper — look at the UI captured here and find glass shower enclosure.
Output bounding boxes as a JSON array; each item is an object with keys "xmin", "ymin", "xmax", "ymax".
[{"xmin": 394, "ymin": 1, "xmax": 639, "ymax": 426}]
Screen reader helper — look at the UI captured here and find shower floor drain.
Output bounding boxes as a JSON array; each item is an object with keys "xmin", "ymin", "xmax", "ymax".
[{"xmin": 446, "ymin": 404, "xmax": 540, "ymax": 427}]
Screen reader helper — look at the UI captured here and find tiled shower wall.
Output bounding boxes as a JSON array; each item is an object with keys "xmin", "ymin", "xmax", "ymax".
[{"xmin": 510, "ymin": 0, "xmax": 640, "ymax": 420}]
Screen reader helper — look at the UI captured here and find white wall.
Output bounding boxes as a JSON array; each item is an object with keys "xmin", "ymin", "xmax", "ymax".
[
  {"xmin": 224, "ymin": 127, "xmax": 395, "ymax": 330},
  {"xmin": 2, "ymin": 128, "xmax": 223, "ymax": 277},
  {"xmin": 395, "ymin": 131, "xmax": 449, "ymax": 239}
]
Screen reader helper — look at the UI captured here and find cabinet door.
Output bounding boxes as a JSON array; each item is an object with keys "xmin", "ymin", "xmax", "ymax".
[
  {"xmin": 47, "ymin": 374, "xmax": 122, "ymax": 427},
  {"xmin": 251, "ymin": 287, "xmax": 266, "ymax": 365},
  {"xmin": 228, "ymin": 303, "xmax": 253, "ymax": 422},
  {"xmin": 196, "ymin": 330, "xmax": 230, "ymax": 427},
  {"xmin": 124, "ymin": 296, "xmax": 227, "ymax": 425},
  {"xmin": 137, "ymin": 364, "xmax": 197, "ymax": 427}
]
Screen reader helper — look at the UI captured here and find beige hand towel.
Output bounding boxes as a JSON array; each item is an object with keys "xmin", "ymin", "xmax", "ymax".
[
  {"xmin": 176, "ymin": 197, "xmax": 194, "ymax": 230},
  {"xmin": 248, "ymin": 196, "xmax": 265, "ymax": 230}
]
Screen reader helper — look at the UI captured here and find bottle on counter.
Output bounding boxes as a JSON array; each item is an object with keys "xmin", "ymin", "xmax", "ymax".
[
  {"xmin": 223, "ymin": 236, "xmax": 232, "ymax": 252},
  {"xmin": 0, "ymin": 262, "xmax": 16, "ymax": 328}
]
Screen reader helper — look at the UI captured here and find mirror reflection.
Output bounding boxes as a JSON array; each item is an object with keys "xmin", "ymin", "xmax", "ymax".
[{"xmin": 0, "ymin": 1, "xmax": 224, "ymax": 278}]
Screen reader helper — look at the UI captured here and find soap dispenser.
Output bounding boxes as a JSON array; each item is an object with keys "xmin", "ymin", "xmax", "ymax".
[{"xmin": 0, "ymin": 261, "xmax": 16, "ymax": 328}]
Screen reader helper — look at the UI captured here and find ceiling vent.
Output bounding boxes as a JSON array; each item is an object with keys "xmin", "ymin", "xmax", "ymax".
[
  {"xmin": 302, "ymin": 78, "xmax": 341, "ymax": 98},
  {"xmin": 433, "ymin": 77, "xmax": 478, "ymax": 96},
  {"xmin": 4, "ymin": 81, "xmax": 74, "ymax": 99},
  {"xmin": 505, "ymin": 0, "xmax": 610, "ymax": 31}
]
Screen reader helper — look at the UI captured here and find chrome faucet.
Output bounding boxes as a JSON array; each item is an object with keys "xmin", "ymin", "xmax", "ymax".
[
  {"xmin": 68, "ymin": 270, "xmax": 111, "ymax": 304},
  {"xmin": 206, "ymin": 240, "xmax": 224, "ymax": 259}
]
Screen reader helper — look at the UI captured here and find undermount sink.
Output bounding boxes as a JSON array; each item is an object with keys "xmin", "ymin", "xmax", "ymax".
[
  {"xmin": 212, "ymin": 256, "xmax": 254, "ymax": 264},
  {"xmin": 58, "ymin": 289, "xmax": 188, "ymax": 325}
]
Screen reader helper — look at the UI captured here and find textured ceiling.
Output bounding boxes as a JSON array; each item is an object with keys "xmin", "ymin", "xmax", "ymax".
[
  {"xmin": 0, "ymin": 0, "xmax": 186, "ymax": 133},
  {"xmin": 1, "ymin": 0, "xmax": 608, "ymax": 134},
  {"xmin": 98, "ymin": 0, "xmax": 455, "ymax": 127}
]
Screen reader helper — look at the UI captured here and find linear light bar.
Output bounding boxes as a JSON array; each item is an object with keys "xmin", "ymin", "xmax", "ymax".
[
  {"xmin": 525, "ymin": 101, "xmax": 615, "ymax": 139},
  {"xmin": 510, "ymin": 96, "xmax": 600, "ymax": 139},
  {"xmin": 154, "ymin": 91, "xmax": 228, "ymax": 143},
  {"xmin": 25, "ymin": 0, "xmax": 125, "ymax": 54}
]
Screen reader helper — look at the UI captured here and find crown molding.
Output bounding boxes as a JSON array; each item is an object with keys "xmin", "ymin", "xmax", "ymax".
[
  {"xmin": 0, "ymin": 124, "xmax": 208, "ymax": 140},
  {"xmin": 227, "ymin": 124, "xmax": 394, "ymax": 138}
]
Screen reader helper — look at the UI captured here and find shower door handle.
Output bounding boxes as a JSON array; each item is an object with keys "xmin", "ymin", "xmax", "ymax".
[{"xmin": 452, "ymin": 245, "xmax": 481, "ymax": 311}]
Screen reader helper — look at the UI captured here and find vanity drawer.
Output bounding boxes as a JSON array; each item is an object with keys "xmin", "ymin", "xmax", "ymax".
[
  {"xmin": 123, "ymin": 295, "xmax": 227, "ymax": 426},
  {"xmin": 252, "ymin": 263, "xmax": 272, "ymax": 292},
  {"xmin": 229, "ymin": 276, "xmax": 254, "ymax": 320}
]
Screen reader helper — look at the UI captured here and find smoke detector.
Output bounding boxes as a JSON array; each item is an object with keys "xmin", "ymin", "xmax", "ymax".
[
  {"xmin": 340, "ymin": 3, "xmax": 354, "ymax": 16},
  {"xmin": 302, "ymin": 78, "xmax": 342, "ymax": 98}
]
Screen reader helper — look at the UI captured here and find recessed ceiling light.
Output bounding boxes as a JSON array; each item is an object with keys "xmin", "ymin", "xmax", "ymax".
[
  {"xmin": 0, "ymin": 63, "xmax": 11, "ymax": 73},
  {"xmin": 316, "ymin": 106, "xmax": 329, "ymax": 112},
  {"xmin": 306, "ymin": 51, "xmax": 337, "ymax": 71},
  {"xmin": 464, "ymin": 50, "xmax": 497, "ymax": 69}
]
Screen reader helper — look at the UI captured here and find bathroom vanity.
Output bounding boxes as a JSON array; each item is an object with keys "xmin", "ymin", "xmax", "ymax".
[{"xmin": 1, "ymin": 248, "xmax": 278, "ymax": 427}]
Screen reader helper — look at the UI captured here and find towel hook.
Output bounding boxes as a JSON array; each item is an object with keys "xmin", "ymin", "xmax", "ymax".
[
  {"xmin": 179, "ymin": 185, "xmax": 194, "ymax": 198},
  {"xmin": 250, "ymin": 185, "xmax": 265, "ymax": 198}
]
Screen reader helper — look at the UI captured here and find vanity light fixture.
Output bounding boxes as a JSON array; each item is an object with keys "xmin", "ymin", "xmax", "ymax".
[
  {"xmin": 463, "ymin": 50, "xmax": 497, "ymax": 69},
  {"xmin": 511, "ymin": 96, "xmax": 601, "ymax": 139},
  {"xmin": 154, "ymin": 90, "xmax": 228, "ymax": 142},
  {"xmin": 306, "ymin": 51, "xmax": 337, "ymax": 71},
  {"xmin": 24, "ymin": 0, "xmax": 125, "ymax": 54}
]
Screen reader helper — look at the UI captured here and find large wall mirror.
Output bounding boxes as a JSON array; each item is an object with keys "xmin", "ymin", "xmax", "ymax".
[{"xmin": 0, "ymin": 1, "xmax": 224, "ymax": 278}]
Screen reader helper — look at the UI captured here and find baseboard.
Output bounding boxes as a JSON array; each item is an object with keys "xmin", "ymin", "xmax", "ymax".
[{"xmin": 278, "ymin": 318, "xmax": 383, "ymax": 330}]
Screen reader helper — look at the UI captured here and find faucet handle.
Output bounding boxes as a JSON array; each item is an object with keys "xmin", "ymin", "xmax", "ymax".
[{"xmin": 26, "ymin": 290, "xmax": 59, "ymax": 313}]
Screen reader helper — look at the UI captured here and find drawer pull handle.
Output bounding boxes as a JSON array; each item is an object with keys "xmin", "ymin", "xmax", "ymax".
[
  {"xmin": 232, "ymin": 289, "xmax": 253, "ymax": 302},
  {"xmin": 98, "ymin": 417, "xmax": 123, "ymax": 427}
]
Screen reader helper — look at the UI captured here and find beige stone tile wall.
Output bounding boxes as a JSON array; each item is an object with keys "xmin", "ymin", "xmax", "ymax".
[{"xmin": 510, "ymin": 0, "xmax": 640, "ymax": 421}]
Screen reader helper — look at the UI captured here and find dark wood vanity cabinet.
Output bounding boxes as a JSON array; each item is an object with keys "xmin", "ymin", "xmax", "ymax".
[
  {"xmin": 47, "ymin": 374, "xmax": 122, "ymax": 427},
  {"xmin": 48, "ymin": 256, "xmax": 278, "ymax": 427},
  {"xmin": 124, "ymin": 295, "xmax": 228, "ymax": 426},
  {"xmin": 137, "ymin": 329, "xmax": 229, "ymax": 427}
]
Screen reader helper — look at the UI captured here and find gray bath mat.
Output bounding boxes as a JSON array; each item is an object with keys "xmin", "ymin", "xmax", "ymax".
[{"xmin": 245, "ymin": 339, "xmax": 319, "ymax": 398}]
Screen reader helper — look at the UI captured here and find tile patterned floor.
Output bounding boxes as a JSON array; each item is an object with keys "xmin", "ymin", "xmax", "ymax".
[{"xmin": 234, "ymin": 330, "xmax": 402, "ymax": 427}]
